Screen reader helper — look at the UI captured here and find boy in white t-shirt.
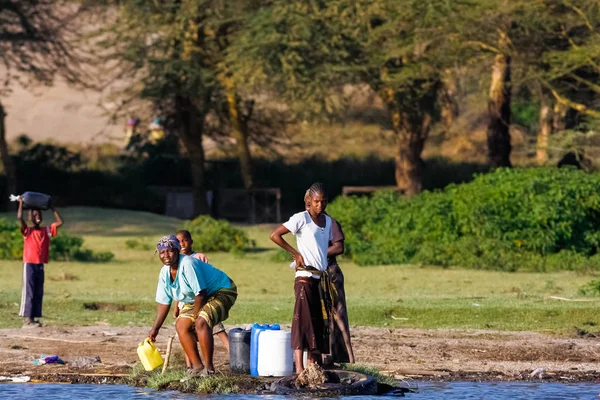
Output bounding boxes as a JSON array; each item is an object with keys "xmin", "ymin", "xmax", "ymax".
[{"xmin": 270, "ymin": 183, "xmax": 341, "ymax": 374}]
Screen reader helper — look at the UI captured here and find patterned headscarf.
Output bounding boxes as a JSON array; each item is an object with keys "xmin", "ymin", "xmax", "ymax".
[{"xmin": 155, "ymin": 235, "xmax": 181, "ymax": 254}]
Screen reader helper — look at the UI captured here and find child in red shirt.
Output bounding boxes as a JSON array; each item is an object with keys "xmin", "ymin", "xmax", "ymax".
[{"xmin": 17, "ymin": 198, "xmax": 63, "ymax": 328}]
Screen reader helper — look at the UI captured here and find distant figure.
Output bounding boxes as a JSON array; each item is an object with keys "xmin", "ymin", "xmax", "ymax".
[
  {"xmin": 17, "ymin": 198, "xmax": 64, "ymax": 328},
  {"xmin": 270, "ymin": 183, "xmax": 341, "ymax": 374},
  {"xmin": 175, "ymin": 230, "xmax": 230, "ymax": 357},
  {"xmin": 148, "ymin": 235, "xmax": 237, "ymax": 375}
]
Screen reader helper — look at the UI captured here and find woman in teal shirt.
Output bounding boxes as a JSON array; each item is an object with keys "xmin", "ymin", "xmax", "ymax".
[{"xmin": 148, "ymin": 235, "xmax": 237, "ymax": 375}]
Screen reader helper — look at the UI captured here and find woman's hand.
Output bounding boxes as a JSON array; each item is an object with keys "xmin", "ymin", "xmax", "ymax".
[
  {"xmin": 147, "ymin": 327, "xmax": 160, "ymax": 342},
  {"xmin": 293, "ymin": 253, "xmax": 305, "ymax": 269}
]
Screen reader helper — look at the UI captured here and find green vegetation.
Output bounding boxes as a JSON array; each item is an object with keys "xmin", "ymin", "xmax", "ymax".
[
  {"xmin": 329, "ymin": 168, "xmax": 600, "ymax": 271},
  {"xmin": 0, "ymin": 217, "xmax": 114, "ymax": 262},
  {"xmin": 0, "ymin": 207, "xmax": 599, "ymax": 333},
  {"xmin": 341, "ymin": 364, "xmax": 397, "ymax": 387},
  {"xmin": 129, "ymin": 367, "xmax": 263, "ymax": 395},
  {"xmin": 125, "ymin": 239, "xmax": 153, "ymax": 251},
  {"xmin": 182, "ymin": 215, "xmax": 255, "ymax": 253},
  {"xmin": 579, "ymin": 279, "xmax": 600, "ymax": 297}
]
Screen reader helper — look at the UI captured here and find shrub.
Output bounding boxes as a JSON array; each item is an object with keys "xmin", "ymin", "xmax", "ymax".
[
  {"xmin": 182, "ymin": 215, "xmax": 255, "ymax": 253},
  {"xmin": 0, "ymin": 219, "xmax": 114, "ymax": 263},
  {"xmin": 0, "ymin": 219, "xmax": 24, "ymax": 260},
  {"xmin": 328, "ymin": 168, "xmax": 600, "ymax": 271},
  {"xmin": 579, "ymin": 279, "xmax": 600, "ymax": 297},
  {"xmin": 125, "ymin": 239, "xmax": 153, "ymax": 251}
]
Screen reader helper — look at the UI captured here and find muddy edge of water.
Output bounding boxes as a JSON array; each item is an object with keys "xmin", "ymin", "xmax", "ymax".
[
  {"xmin": 20, "ymin": 369, "xmax": 599, "ymax": 386},
  {"xmin": 0, "ymin": 326, "xmax": 598, "ymax": 385}
]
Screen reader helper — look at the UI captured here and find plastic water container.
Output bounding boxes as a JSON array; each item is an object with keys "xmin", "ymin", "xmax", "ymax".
[
  {"xmin": 250, "ymin": 323, "xmax": 280, "ymax": 376},
  {"xmin": 137, "ymin": 338, "xmax": 163, "ymax": 371},
  {"xmin": 229, "ymin": 328, "xmax": 251, "ymax": 374},
  {"xmin": 257, "ymin": 330, "xmax": 293, "ymax": 377}
]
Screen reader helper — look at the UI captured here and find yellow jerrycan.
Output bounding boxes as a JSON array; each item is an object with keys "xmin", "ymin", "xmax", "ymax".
[{"xmin": 137, "ymin": 338, "xmax": 164, "ymax": 371}]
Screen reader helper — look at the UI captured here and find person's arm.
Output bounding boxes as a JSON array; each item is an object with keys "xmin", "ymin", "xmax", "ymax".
[
  {"xmin": 148, "ymin": 303, "xmax": 171, "ymax": 341},
  {"xmin": 50, "ymin": 202, "xmax": 63, "ymax": 228},
  {"xmin": 193, "ymin": 252, "xmax": 209, "ymax": 263},
  {"xmin": 17, "ymin": 198, "xmax": 27, "ymax": 235},
  {"xmin": 270, "ymin": 225, "xmax": 304, "ymax": 267},
  {"xmin": 151, "ymin": 269, "xmax": 172, "ymax": 340},
  {"xmin": 173, "ymin": 301, "xmax": 180, "ymax": 318},
  {"xmin": 328, "ymin": 219, "xmax": 345, "ymax": 257},
  {"xmin": 328, "ymin": 240, "xmax": 344, "ymax": 257}
]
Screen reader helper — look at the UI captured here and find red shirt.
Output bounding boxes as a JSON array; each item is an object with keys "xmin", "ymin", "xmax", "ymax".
[{"xmin": 23, "ymin": 223, "xmax": 58, "ymax": 264}]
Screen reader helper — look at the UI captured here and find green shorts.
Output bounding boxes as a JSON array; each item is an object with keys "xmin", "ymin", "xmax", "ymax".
[{"xmin": 177, "ymin": 282, "xmax": 237, "ymax": 330}]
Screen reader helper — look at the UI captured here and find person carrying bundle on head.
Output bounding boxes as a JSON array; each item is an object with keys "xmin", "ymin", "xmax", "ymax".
[{"xmin": 16, "ymin": 196, "xmax": 63, "ymax": 328}]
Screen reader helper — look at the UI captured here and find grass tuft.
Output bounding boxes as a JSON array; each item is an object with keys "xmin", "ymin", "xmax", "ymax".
[{"xmin": 341, "ymin": 363, "xmax": 398, "ymax": 387}]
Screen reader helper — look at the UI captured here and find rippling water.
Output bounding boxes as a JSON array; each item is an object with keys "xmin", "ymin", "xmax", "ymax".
[{"xmin": 0, "ymin": 382, "xmax": 598, "ymax": 399}]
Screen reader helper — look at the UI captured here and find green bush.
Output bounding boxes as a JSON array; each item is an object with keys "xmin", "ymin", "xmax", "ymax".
[
  {"xmin": 0, "ymin": 219, "xmax": 114, "ymax": 263},
  {"xmin": 0, "ymin": 219, "xmax": 24, "ymax": 260},
  {"xmin": 328, "ymin": 168, "xmax": 600, "ymax": 271},
  {"xmin": 579, "ymin": 279, "xmax": 600, "ymax": 297},
  {"xmin": 182, "ymin": 215, "xmax": 255, "ymax": 253},
  {"xmin": 125, "ymin": 239, "xmax": 153, "ymax": 251}
]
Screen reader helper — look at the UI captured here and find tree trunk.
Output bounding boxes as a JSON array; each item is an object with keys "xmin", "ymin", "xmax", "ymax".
[
  {"xmin": 175, "ymin": 96, "xmax": 210, "ymax": 216},
  {"xmin": 222, "ymin": 79, "xmax": 254, "ymax": 190},
  {"xmin": 381, "ymin": 87, "xmax": 431, "ymax": 197},
  {"xmin": 0, "ymin": 101, "xmax": 17, "ymax": 210},
  {"xmin": 394, "ymin": 113, "xmax": 431, "ymax": 196},
  {"xmin": 440, "ymin": 69, "xmax": 459, "ymax": 129},
  {"xmin": 536, "ymin": 102, "xmax": 553, "ymax": 165},
  {"xmin": 552, "ymin": 102, "xmax": 568, "ymax": 132},
  {"xmin": 487, "ymin": 49, "xmax": 512, "ymax": 167}
]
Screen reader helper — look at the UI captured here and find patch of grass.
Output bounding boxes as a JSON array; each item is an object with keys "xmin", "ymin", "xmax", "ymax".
[
  {"xmin": 194, "ymin": 374, "xmax": 240, "ymax": 394},
  {"xmin": 0, "ymin": 207, "xmax": 598, "ymax": 333},
  {"xmin": 341, "ymin": 363, "xmax": 397, "ymax": 386},
  {"xmin": 124, "ymin": 362, "xmax": 151, "ymax": 386},
  {"xmin": 134, "ymin": 367, "xmax": 262, "ymax": 395},
  {"xmin": 270, "ymin": 249, "xmax": 292, "ymax": 263},
  {"xmin": 146, "ymin": 369, "xmax": 188, "ymax": 390},
  {"xmin": 579, "ymin": 279, "xmax": 600, "ymax": 297},
  {"xmin": 125, "ymin": 239, "xmax": 153, "ymax": 251},
  {"xmin": 9, "ymin": 344, "xmax": 26, "ymax": 350},
  {"xmin": 48, "ymin": 271, "xmax": 79, "ymax": 281}
]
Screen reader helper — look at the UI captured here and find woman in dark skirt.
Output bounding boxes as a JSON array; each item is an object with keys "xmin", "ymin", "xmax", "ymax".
[
  {"xmin": 302, "ymin": 192, "xmax": 355, "ymax": 365},
  {"xmin": 270, "ymin": 183, "xmax": 340, "ymax": 374}
]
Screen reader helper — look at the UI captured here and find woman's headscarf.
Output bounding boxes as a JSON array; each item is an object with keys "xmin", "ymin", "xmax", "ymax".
[{"xmin": 155, "ymin": 235, "xmax": 181, "ymax": 253}]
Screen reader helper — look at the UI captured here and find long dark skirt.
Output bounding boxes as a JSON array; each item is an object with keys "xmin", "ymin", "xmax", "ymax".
[
  {"xmin": 291, "ymin": 277, "xmax": 327, "ymax": 353},
  {"xmin": 326, "ymin": 263, "xmax": 355, "ymax": 363}
]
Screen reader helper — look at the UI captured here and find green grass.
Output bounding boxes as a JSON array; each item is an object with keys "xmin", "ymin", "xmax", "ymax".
[
  {"xmin": 1, "ymin": 206, "xmax": 599, "ymax": 333},
  {"xmin": 341, "ymin": 364, "xmax": 398, "ymax": 387}
]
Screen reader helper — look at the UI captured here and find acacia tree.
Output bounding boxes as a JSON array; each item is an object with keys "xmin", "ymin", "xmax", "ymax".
[
  {"xmin": 0, "ymin": 0, "xmax": 83, "ymax": 209},
  {"xmin": 230, "ymin": 0, "xmax": 465, "ymax": 196},
  {"xmin": 463, "ymin": 0, "xmax": 600, "ymax": 167},
  {"xmin": 92, "ymin": 0, "xmax": 269, "ymax": 214},
  {"xmin": 538, "ymin": 1, "xmax": 600, "ymax": 163}
]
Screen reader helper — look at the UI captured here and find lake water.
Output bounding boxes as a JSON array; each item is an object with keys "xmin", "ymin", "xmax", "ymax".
[{"xmin": 0, "ymin": 381, "xmax": 598, "ymax": 399}]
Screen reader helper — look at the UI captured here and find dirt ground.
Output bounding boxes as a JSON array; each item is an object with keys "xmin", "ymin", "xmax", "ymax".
[{"xmin": 1, "ymin": 325, "xmax": 599, "ymax": 384}]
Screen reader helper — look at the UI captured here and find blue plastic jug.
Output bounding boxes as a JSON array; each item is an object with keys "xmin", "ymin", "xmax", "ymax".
[{"xmin": 250, "ymin": 323, "xmax": 280, "ymax": 376}]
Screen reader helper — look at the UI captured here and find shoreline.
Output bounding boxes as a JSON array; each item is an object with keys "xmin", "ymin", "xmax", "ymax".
[{"xmin": 0, "ymin": 325, "xmax": 598, "ymax": 386}]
